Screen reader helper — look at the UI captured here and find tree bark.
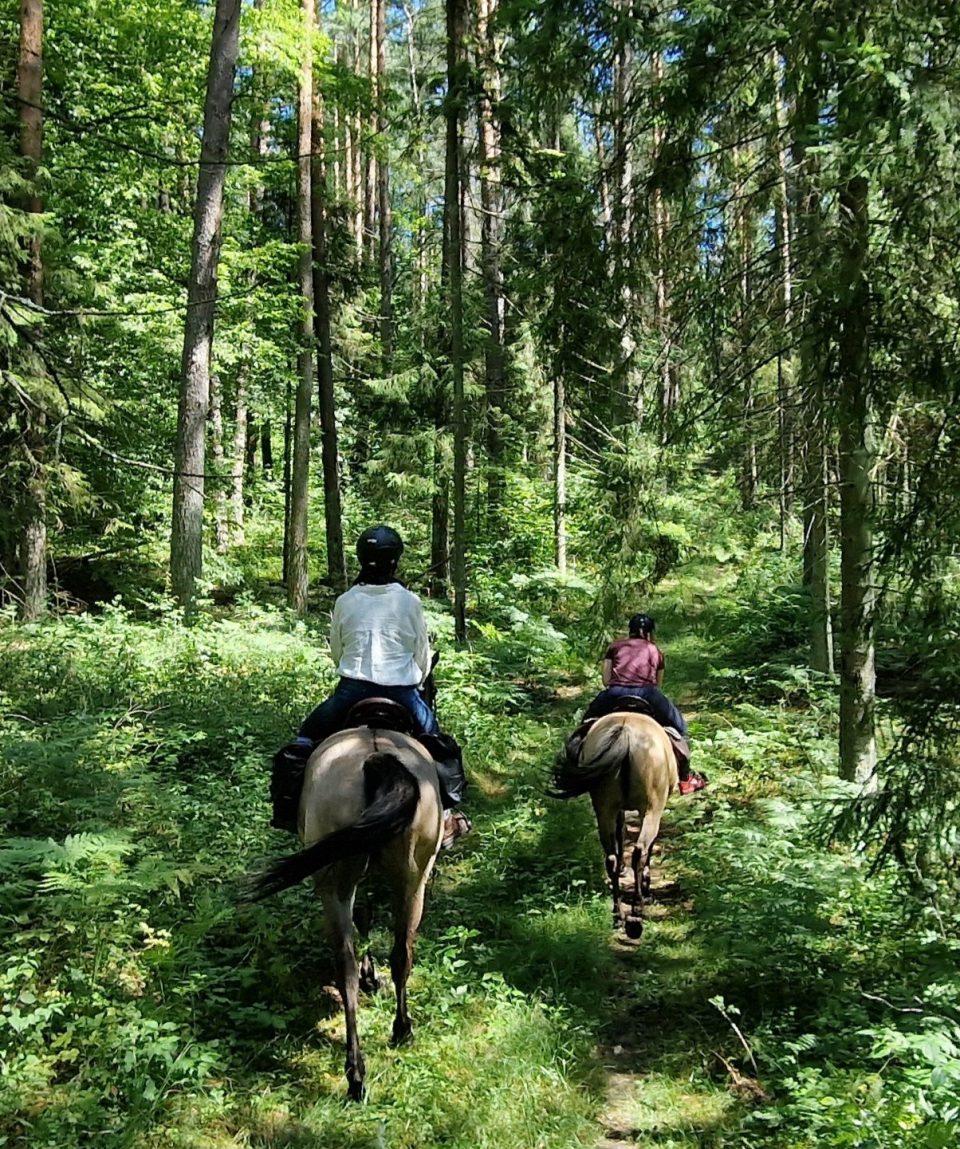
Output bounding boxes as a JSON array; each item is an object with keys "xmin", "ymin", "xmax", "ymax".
[
  {"xmin": 17, "ymin": 0, "xmax": 46, "ymax": 622},
  {"xmin": 376, "ymin": 0, "xmax": 393, "ymax": 368},
  {"xmin": 794, "ymin": 60, "xmax": 833, "ymax": 674},
  {"xmin": 554, "ymin": 373, "xmax": 567, "ymax": 574},
  {"xmin": 363, "ymin": 0, "xmax": 377, "ymax": 261},
  {"xmin": 311, "ymin": 59, "xmax": 347, "ymax": 593},
  {"xmin": 209, "ymin": 372, "xmax": 229, "ymax": 551},
  {"xmin": 230, "ymin": 372, "xmax": 247, "ymax": 543},
  {"xmin": 445, "ymin": 0, "xmax": 468, "ymax": 641},
  {"xmin": 170, "ymin": 0, "xmax": 241, "ymax": 613},
  {"xmin": 837, "ymin": 166, "xmax": 876, "ymax": 785},
  {"xmin": 477, "ymin": 0, "xmax": 506, "ymax": 509},
  {"xmin": 287, "ymin": 0, "xmax": 316, "ymax": 615}
]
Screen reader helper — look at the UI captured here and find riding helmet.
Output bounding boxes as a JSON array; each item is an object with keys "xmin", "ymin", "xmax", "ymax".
[
  {"xmin": 629, "ymin": 612, "xmax": 655, "ymax": 637},
  {"xmin": 356, "ymin": 525, "xmax": 405, "ymax": 566}
]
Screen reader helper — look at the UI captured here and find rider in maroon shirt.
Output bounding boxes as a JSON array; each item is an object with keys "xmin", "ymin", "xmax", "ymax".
[{"xmin": 582, "ymin": 613, "xmax": 706, "ymax": 794}]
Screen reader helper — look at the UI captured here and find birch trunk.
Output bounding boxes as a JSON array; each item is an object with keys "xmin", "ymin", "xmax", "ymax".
[{"xmin": 17, "ymin": 0, "xmax": 46, "ymax": 621}]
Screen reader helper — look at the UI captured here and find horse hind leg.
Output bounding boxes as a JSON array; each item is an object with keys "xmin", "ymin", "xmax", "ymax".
[
  {"xmin": 389, "ymin": 877, "xmax": 428, "ymax": 1046},
  {"xmin": 592, "ymin": 793, "xmax": 624, "ymax": 928},
  {"xmin": 321, "ymin": 888, "xmax": 366, "ymax": 1101},
  {"xmin": 624, "ymin": 807, "xmax": 662, "ymax": 940}
]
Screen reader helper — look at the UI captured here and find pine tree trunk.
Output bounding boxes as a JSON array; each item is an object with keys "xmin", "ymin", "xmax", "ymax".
[
  {"xmin": 375, "ymin": 0, "xmax": 392, "ymax": 368},
  {"xmin": 170, "ymin": 0, "xmax": 241, "ymax": 613},
  {"xmin": 612, "ymin": 3, "xmax": 634, "ymax": 427},
  {"xmin": 311, "ymin": 64, "xmax": 347, "ymax": 593},
  {"xmin": 363, "ymin": 0, "xmax": 377, "ymax": 261},
  {"xmin": 794, "ymin": 62, "xmax": 833, "ymax": 674},
  {"xmin": 477, "ymin": 0, "xmax": 506, "ymax": 509},
  {"xmin": 445, "ymin": 0, "xmax": 468, "ymax": 642},
  {"xmin": 287, "ymin": 0, "xmax": 316, "ymax": 615},
  {"xmin": 771, "ymin": 50, "xmax": 795, "ymax": 521},
  {"xmin": 837, "ymin": 166, "xmax": 876, "ymax": 785},
  {"xmin": 17, "ymin": 0, "xmax": 46, "ymax": 622}
]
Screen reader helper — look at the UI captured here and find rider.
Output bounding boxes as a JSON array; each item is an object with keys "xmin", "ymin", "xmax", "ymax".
[
  {"xmin": 581, "ymin": 612, "xmax": 707, "ymax": 795},
  {"xmin": 272, "ymin": 525, "xmax": 470, "ymax": 843}
]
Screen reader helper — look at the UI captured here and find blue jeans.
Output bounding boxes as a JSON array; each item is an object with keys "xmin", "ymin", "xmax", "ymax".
[
  {"xmin": 582, "ymin": 685, "xmax": 688, "ymax": 738},
  {"xmin": 299, "ymin": 677, "xmax": 439, "ymax": 744}
]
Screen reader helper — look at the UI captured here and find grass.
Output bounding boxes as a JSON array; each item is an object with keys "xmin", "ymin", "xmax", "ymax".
[{"xmin": 2, "ymin": 560, "xmax": 958, "ymax": 1148}]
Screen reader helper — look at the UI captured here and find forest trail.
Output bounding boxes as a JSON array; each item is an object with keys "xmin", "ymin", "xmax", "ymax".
[{"xmin": 534, "ymin": 570, "xmax": 746, "ymax": 1147}]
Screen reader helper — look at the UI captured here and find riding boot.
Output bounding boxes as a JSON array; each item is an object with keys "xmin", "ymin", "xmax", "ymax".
[{"xmin": 270, "ymin": 737, "xmax": 313, "ymax": 832}]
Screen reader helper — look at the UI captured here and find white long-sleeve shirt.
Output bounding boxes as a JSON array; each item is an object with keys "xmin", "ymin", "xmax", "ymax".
[{"xmin": 329, "ymin": 582, "xmax": 432, "ymax": 686}]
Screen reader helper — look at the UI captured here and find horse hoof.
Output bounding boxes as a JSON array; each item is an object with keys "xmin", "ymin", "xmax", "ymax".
[
  {"xmin": 391, "ymin": 1021, "xmax": 413, "ymax": 1047},
  {"xmin": 624, "ymin": 916, "xmax": 644, "ymax": 939},
  {"xmin": 347, "ymin": 1078, "xmax": 365, "ymax": 1102}
]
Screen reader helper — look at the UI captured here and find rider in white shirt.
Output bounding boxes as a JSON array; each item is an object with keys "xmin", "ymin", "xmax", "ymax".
[{"xmin": 272, "ymin": 526, "xmax": 468, "ymax": 845}]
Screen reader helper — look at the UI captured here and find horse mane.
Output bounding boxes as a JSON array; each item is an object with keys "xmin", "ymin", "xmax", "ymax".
[
  {"xmin": 551, "ymin": 722, "xmax": 630, "ymax": 799},
  {"xmin": 244, "ymin": 752, "xmax": 419, "ymax": 901}
]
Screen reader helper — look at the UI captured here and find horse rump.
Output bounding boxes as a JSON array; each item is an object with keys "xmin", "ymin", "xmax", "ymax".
[
  {"xmin": 551, "ymin": 721, "xmax": 631, "ymax": 799},
  {"xmin": 244, "ymin": 752, "xmax": 419, "ymax": 901}
]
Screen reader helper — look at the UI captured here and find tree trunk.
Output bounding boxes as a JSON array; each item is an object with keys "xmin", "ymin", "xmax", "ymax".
[
  {"xmin": 363, "ymin": 0, "xmax": 377, "ymax": 261},
  {"xmin": 771, "ymin": 49, "xmax": 795, "ymax": 524},
  {"xmin": 375, "ymin": 0, "xmax": 393, "ymax": 369},
  {"xmin": 282, "ymin": 376, "xmax": 292, "ymax": 584},
  {"xmin": 477, "ymin": 0, "xmax": 506, "ymax": 510},
  {"xmin": 287, "ymin": 0, "xmax": 316, "ymax": 615},
  {"xmin": 554, "ymin": 373, "xmax": 567, "ymax": 574},
  {"xmin": 17, "ymin": 0, "xmax": 46, "ymax": 622},
  {"xmin": 209, "ymin": 372, "xmax": 229, "ymax": 551},
  {"xmin": 170, "ymin": 0, "xmax": 241, "ymax": 613},
  {"xmin": 311, "ymin": 60, "xmax": 347, "ymax": 593},
  {"xmin": 445, "ymin": 0, "xmax": 468, "ymax": 642},
  {"xmin": 837, "ymin": 166, "xmax": 876, "ymax": 785},
  {"xmin": 230, "ymin": 372, "xmax": 247, "ymax": 543},
  {"xmin": 261, "ymin": 420, "xmax": 273, "ymax": 473}
]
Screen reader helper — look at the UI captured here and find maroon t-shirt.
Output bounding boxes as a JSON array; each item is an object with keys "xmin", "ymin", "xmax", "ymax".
[{"xmin": 604, "ymin": 637, "xmax": 664, "ymax": 687}]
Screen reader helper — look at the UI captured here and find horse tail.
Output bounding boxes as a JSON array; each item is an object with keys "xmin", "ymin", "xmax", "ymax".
[
  {"xmin": 244, "ymin": 752, "xmax": 419, "ymax": 901},
  {"xmin": 551, "ymin": 721, "xmax": 631, "ymax": 799}
]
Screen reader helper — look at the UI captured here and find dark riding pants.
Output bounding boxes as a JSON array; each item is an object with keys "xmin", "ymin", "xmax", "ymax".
[
  {"xmin": 299, "ymin": 677, "xmax": 439, "ymax": 744},
  {"xmin": 582, "ymin": 685, "xmax": 688, "ymax": 738}
]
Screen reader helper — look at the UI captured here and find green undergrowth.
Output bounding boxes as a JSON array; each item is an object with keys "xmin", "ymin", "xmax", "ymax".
[{"xmin": 1, "ymin": 563, "xmax": 958, "ymax": 1148}]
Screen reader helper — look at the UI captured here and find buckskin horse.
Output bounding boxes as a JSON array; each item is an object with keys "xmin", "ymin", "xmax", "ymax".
[
  {"xmin": 247, "ymin": 721, "xmax": 444, "ymax": 1100},
  {"xmin": 552, "ymin": 711, "xmax": 677, "ymax": 938}
]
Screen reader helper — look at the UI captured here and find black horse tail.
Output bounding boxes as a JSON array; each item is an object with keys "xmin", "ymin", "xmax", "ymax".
[
  {"xmin": 244, "ymin": 752, "xmax": 419, "ymax": 901},
  {"xmin": 551, "ymin": 721, "xmax": 631, "ymax": 799}
]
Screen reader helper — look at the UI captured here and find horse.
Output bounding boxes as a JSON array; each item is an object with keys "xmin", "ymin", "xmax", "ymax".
[
  {"xmin": 246, "ymin": 725, "xmax": 444, "ymax": 1100},
  {"xmin": 552, "ymin": 711, "xmax": 677, "ymax": 938}
]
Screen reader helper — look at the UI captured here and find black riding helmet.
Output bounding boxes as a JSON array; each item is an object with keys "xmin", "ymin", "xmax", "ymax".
[
  {"xmin": 629, "ymin": 612, "xmax": 655, "ymax": 638},
  {"xmin": 356, "ymin": 524, "xmax": 404, "ymax": 567}
]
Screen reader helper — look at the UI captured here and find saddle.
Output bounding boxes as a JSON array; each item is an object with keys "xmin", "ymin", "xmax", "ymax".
[
  {"xmin": 344, "ymin": 699, "xmax": 467, "ymax": 807},
  {"xmin": 346, "ymin": 696, "xmax": 416, "ymax": 735},
  {"xmin": 271, "ymin": 699, "xmax": 467, "ymax": 833}
]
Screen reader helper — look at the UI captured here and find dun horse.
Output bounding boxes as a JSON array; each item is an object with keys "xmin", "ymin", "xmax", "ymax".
[
  {"xmin": 247, "ymin": 726, "xmax": 443, "ymax": 1100},
  {"xmin": 553, "ymin": 712, "xmax": 677, "ymax": 937}
]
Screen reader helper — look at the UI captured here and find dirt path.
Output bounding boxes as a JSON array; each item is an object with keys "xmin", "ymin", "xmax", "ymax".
[{"xmin": 591, "ymin": 821, "xmax": 738, "ymax": 1147}]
